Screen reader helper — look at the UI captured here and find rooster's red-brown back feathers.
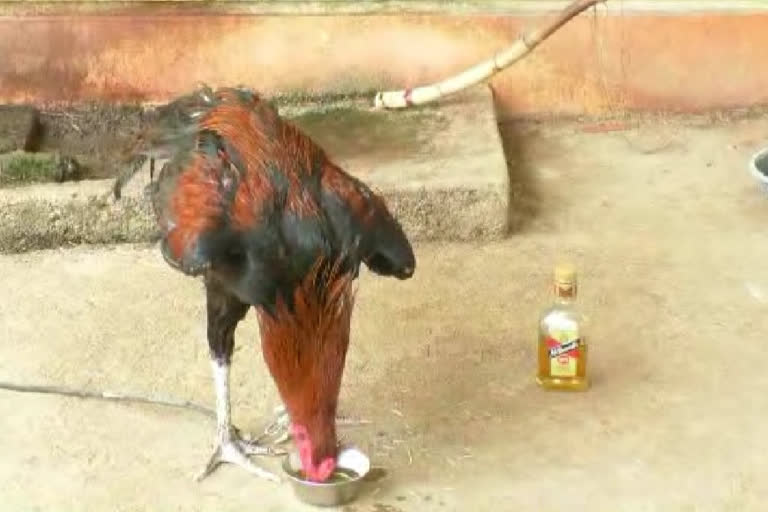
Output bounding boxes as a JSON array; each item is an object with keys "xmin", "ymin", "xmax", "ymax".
[{"xmin": 148, "ymin": 84, "xmax": 414, "ymax": 309}]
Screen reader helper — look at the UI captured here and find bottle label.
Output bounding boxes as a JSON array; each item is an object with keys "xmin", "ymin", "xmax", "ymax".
[{"xmin": 546, "ymin": 333, "xmax": 581, "ymax": 378}]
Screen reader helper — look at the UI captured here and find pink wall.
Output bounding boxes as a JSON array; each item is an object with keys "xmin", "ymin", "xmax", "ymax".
[{"xmin": 2, "ymin": 10, "xmax": 767, "ymax": 116}]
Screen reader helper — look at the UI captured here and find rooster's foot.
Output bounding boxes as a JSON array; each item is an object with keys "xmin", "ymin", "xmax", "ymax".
[{"xmin": 195, "ymin": 427, "xmax": 285, "ymax": 483}]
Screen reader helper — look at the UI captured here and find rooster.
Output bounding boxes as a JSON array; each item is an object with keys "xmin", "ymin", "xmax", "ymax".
[{"xmin": 114, "ymin": 85, "xmax": 415, "ymax": 483}]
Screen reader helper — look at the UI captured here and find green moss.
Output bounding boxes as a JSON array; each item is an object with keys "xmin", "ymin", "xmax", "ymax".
[
  {"xmin": 0, "ymin": 152, "xmax": 56, "ymax": 185},
  {"xmin": 0, "ymin": 151, "xmax": 80, "ymax": 186},
  {"xmin": 288, "ymin": 105, "xmax": 447, "ymax": 162},
  {"xmin": 271, "ymin": 89, "xmax": 379, "ymax": 108}
]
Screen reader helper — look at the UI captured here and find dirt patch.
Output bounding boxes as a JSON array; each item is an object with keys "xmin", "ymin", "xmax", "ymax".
[{"xmin": 37, "ymin": 104, "xmax": 146, "ymax": 180}]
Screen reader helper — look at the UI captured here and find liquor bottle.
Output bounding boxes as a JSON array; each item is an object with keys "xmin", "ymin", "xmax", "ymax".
[{"xmin": 536, "ymin": 263, "xmax": 589, "ymax": 391}]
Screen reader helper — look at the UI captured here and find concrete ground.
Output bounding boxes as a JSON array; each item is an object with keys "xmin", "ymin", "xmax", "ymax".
[{"xmin": 1, "ymin": 116, "xmax": 768, "ymax": 511}]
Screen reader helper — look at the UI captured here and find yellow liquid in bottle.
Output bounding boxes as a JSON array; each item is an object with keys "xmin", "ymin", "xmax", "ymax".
[{"xmin": 536, "ymin": 330, "xmax": 589, "ymax": 391}]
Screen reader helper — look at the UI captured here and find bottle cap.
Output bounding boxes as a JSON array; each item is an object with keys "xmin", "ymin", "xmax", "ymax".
[{"xmin": 554, "ymin": 263, "xmax": 577, "ymax": 286}]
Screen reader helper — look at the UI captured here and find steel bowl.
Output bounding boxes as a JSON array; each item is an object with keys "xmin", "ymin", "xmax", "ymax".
[
  {"xmin": 749, "ymin": 145, "xmax": 768, "ymax": 196},
  {"xmin": 282, "ymin": 446, "xmax": 371, "ymax": 507}
]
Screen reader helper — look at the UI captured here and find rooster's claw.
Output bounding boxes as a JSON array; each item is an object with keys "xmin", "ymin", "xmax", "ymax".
[{"xmin": 195, "ymin": 428, "xmax": 284, "ymax": 483}]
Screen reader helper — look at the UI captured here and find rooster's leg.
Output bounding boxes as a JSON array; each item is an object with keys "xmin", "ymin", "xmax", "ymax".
[{"xmin": 195, "ymin": 280, "xmax": 285, "ymax": 483}]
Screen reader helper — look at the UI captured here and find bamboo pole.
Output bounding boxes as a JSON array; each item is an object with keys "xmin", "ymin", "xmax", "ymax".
[{"xmin": 373, "ymin": 0, "xmax": 607, "ymax": 110}]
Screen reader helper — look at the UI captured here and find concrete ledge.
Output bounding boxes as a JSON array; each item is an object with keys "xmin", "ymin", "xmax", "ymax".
[
  {"xmin": 0, "ymin": 195, "xmax": 156, "ymax": 253},
  {"xmin": 0, "ymin": 87, "xmax": 509, "ymax": 253}
]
